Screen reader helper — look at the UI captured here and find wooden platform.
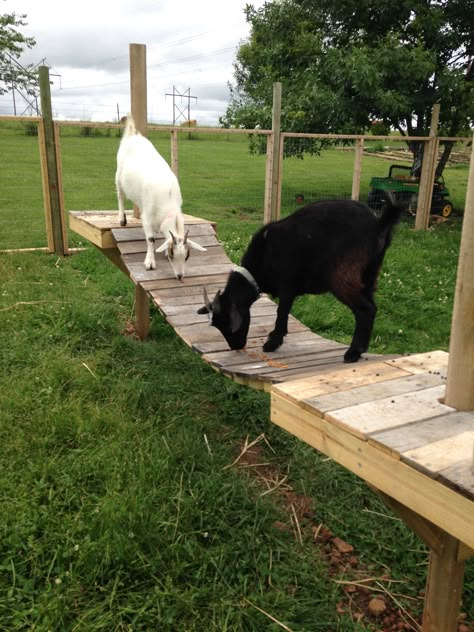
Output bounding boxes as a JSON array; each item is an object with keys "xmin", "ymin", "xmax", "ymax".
[
  {"xmin": 70, "ymin": 211, "xmax": 388, "ymax": 390},
  {"xmin": 70, "ymin": 210, "xmax": 474, "ymax": 630},
  {"xmin": 272, "ymin": 350, "xmax": 474, "ymax": 631}
]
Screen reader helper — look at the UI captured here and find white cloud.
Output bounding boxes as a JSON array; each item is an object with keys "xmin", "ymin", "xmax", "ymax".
[{"xmin": 2, "ymin": 0, "xmax": 263, "ymax": 124}]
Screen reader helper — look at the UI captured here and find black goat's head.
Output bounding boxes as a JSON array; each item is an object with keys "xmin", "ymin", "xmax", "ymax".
[{"xmin": 197, "ymin": 287, "xmax": 250, "ymax": 350}]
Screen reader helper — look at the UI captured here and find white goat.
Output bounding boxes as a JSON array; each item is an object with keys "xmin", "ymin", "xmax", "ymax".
[{"xmin": 115, "ymin": 116, "xmax": 206, "ymax": 278}]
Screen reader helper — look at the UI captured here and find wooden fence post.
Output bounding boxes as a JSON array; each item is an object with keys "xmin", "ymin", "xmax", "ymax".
[
  {"xmin": 38, "ymin": 66, "xmax": 67, "ymax": 255},
  {"xmin": 170, "ymin": 129, "xmax": 178, "ymax": 177},
  {"xmin": 264, "ymin": 82, "xmax": 282, "ymax": 224},
  {"xmin": 130, "ymin": 43, "xmax": 147, "ymax": 220},
  {"xmin": 129, "ymin": 43, "xmax": 150, "ymax": 340},
  {"xmin": 351, "ymin": 137, "xmax": 364, "ymax": 201},
  {"xmin": 445, "ymin": 133, "xmax": 474, "ymax": 415},
  {"xmin": 415, "ymin": 104, "xmax": 440, "ymax": 230}
]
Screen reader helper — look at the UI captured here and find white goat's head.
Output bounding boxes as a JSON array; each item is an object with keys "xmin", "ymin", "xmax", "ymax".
[{"xmin": 156, "ymin": 230, "xmax": 206, "ymax": 281}]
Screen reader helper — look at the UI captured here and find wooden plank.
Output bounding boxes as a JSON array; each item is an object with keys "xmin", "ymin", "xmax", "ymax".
[
  {"xmin": 127, "ymin": 261, "xmax": 234, "ymax": 283},
  {"xmin": 204, "ymin": 338, "xmax": 346, "ymax": 367},
  {"xmin": 271, "ymin": 390, "xmax": 474, "ymax": 549},
  {"xmin": 272, "ymin": 361, "xmax": 409, "ymax": 403},
  {"xmin": 216, "ymin": 347, "xmax": 348, "ymax": 375},
  {"xmin": 371, "ymin": 411, "xmax": 474, "ymax": 455},
  {"xmin": 69, "ymin": 211, "xmax": 141, "ymax": 249},
  {"xmin": 151, "ymin": 282, "xmax": 226, "ymax": 301},
  {"xmin": 389, "ymin": 350, "xmax": 449, "ymax": 375},
  {"xmin": 193, "ymin": 330, "xmax": 320, "ymax": 354},
  {"xmin": 179, "ymin": 319, "xmax": 300, "ymax": 349},
  {"xmin": 403, "ymin": 430, "xmax": 474, "ymax": 477},
  {"xmin": 144, "ymin": 274, "xmax": 230, "ymax": 292},
  {"xmin": 307, "ymin": 372, "xmax": 445, "ymax": 414},
  {"xmin": 119, "ymin": 239, "xmax": 221, "ymax": 255},
  {"xmin": 122, "ymin": 250, "xmax": 229, "ymax": 268},
  {"xmin": 165, "ymin": 301, "xmax": 277, "ymax": 327},
  {"xmin": 324, "ymin": 385, "xmax": 452, "ymax": 439},
  {"xmin": 112, "ymin": 220, "xmax": 215, "ymax": 243},
  {"xmin": 438, "ymin": 461, "xmax": 474, "ymax": 501}
]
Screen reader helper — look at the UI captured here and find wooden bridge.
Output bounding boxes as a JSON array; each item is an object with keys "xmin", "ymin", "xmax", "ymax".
[{"xmin": 70, "ymin": 210, "xmax": 473, "ymax": 632}]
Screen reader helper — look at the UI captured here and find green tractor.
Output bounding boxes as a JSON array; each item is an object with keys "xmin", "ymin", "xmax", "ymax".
[{"xmin": 367, "ymin": 164, "xmax": 454, "ymax": 218}]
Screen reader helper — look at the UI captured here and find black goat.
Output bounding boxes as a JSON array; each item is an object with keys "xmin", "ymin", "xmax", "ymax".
[{"xmin": 198, "ymin": 194, "xmax": 402, "ymax": 362}]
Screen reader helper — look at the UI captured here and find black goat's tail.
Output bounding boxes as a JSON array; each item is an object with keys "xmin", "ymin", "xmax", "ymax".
[{"xmin": 376, "ymin": 190, "xmax": 403, "ymax": 253}]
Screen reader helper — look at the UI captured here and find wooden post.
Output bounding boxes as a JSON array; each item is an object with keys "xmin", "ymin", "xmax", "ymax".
[
  {"xmin": 351, "ymin": 137, "xmax": 364, "ymax": 201},
  {"xmin": 264, "ymin": 82, "xmax": 282, "ymax": 224},
  {"xmin": 129, "ymin": 43, "xmax": 150, "ymax": 340},
  {"xmin": 37, "ymin": 118, "xmax": 54, "ymax": 252},
  {"xmin": 38, "ymin": 66, "xmax": 67, "ymax": 255},
  {"xmin": 130, "ymin": 43, "xmax": 147, "ymax": 220},
  {"xmin": 415, "ymin": 104, "xmax": 440, "ymax": 230},
  {"xmin": 422, "ymin": 533, "xmax": 465, "ymax": 632},
  {"xmin": 445, "ymin": 133, "xmax": 474, "ymax": 413},
  {"xmin": 170, "ymin": 129, "xmax": 178, "ymax": 177}
]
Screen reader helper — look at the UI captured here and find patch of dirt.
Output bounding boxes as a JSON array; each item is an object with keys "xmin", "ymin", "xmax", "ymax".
[
  {"xmin": 229, "ymin": 437, "xmax": 473, "ymax": 632},
  {"xmin": 122, "ymin": 319, "xmax": 140, "ymax": 339}
]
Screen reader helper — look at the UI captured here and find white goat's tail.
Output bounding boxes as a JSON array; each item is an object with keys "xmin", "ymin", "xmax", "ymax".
[{"xmin": 123, "ymin": 114, "xmax": 137, "ymax": 138}]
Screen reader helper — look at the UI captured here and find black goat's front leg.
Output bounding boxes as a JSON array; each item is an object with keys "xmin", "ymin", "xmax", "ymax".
[
  {"xmin": 263, "ymin": 294, "xmax": 295, "ymax": 352},
  {"xmin": 344, "ymin": 296, "xmax": 377, "ymax": 363}
]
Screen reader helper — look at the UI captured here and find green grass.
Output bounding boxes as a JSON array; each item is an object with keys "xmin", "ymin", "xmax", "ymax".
[{"xmin": 0, "ymin": 120, "xmax": 472, "ymax": 630}]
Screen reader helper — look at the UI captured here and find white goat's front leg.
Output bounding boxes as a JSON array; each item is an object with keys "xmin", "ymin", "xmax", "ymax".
[
  {"xmin": 144, "ymin": 237, "xmax": 157, "ymax": 270},
  {"xmin": 142, "ymin": 220, "xmax": 157, "ymax": 270},
  {"xmin": 116, "ymin": 182, "xmax": 127, "ymax": 226}
]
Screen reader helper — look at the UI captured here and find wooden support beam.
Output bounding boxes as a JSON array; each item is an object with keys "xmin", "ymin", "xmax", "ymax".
[
  {"xmin": 422, "ymin": 532, "xmax": 465, "ymax": 632},
  {"xmin": 351, "ymin": 137, "xmax": 364, "ymax": 201},
  {"xmin": 38, "ymin": 66, "xmax": 67, "ymax": 255},
  {"xmin": 264, "ymin": 82, "xmax": 282, "ymax": 224},
  {"xmin": 445, "ymin": 132, "xmax": 474, "ymax": 414},
  {"xmin": 372, "ymin": 488, "xmax": 447, "ymax": 554},
  {"xmin": 415, "ymin": 104, "xmax": 440, "ymax": 230},
  {"xmin": 129, "ymin": 43, "xmax": 150, "ymax": 340},
  {"xmin": 171, "ymin": 129, "xmax": 178, "ymax": 177},
  {"xmin": 130, "ymin": 43, "xmax": 147, "ymax": 221}
]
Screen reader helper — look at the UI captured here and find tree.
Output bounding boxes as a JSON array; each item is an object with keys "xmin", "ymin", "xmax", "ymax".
[
  {"xmin": 222, "ymin": 0, "xmax": 474, "ymax": 175},
  {"xmin": 0, "ymin": 12, "xmax": 36, "ymax": 101}
]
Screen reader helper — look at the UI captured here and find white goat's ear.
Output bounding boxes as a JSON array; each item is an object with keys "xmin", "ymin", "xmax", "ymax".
[
  {"xmin": 187, "ymin": 239, "xmax": 207, "ymax": 252},
  {"xmin": 156, "ymin": 238, "xmax": 171, "ymax": 253}
]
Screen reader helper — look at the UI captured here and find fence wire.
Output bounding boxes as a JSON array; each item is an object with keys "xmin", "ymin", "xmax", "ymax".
[{"xmin": 0, "ymin": 120, "xmax": 46, "ymax": 250}]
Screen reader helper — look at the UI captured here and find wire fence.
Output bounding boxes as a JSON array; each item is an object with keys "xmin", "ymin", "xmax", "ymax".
[
  {"xmin": 0, "ymin": 118, "xmax": 47, "ymax": 251},
  {"xmin": 0, "ymin": 116, "xmax": 471, "ymax": 252}
]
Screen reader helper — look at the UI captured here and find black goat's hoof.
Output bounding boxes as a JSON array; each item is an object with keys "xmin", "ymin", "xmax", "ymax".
[
  {"xmin": 120, "ymin": 217, "xmax": 127, "ymax": 227},
  {"xmin": 263, "ymin": 338, "xmax": 282, "ymax": 353},
  {"xmin": 344, "ymin": 348, "xmax": 362, "ymax": 363}
]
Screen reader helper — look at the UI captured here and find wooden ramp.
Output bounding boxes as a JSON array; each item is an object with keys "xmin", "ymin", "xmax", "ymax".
[{"xmin": 70, "ymin": 211, "xmax": 388, "ymax": 390}]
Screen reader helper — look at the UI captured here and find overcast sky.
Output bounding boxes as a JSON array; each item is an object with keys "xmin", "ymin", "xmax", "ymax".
[{"xmin": 2, "ymin": 0, "xmax": 265, "ymax": 125}]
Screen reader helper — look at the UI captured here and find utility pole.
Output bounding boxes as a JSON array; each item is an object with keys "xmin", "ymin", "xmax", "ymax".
[{"xmin": 165, "ymin": 86, "xmax": 197, "ymax": 125}]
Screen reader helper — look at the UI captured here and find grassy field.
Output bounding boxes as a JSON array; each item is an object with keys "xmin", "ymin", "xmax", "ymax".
[{"xmin": 0, "ymin": 120, "xmax": 472, "ymax": 631}]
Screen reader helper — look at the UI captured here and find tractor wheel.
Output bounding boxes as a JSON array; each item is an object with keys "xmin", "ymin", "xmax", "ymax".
[{"xmin": 440, "ymin": 201, "xmax": 454, "ymax": 218}]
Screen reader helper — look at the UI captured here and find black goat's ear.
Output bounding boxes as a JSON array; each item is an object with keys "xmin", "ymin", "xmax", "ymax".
[
  {"xmin": 230, "ymin": 305, "xmax": 242, "ymax": 333},
  {"xmin": 197, "ymin": 287, "xmax": 213, "ymax": 314}
]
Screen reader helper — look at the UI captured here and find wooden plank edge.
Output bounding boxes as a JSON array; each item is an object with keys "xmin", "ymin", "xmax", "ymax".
[{"xmin": 270, "ymin": 390, "xmax": 474, "ymax": 550}]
